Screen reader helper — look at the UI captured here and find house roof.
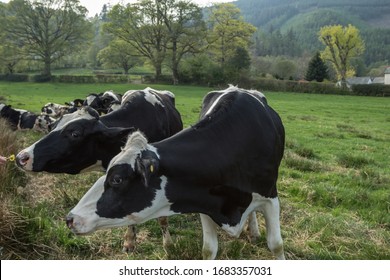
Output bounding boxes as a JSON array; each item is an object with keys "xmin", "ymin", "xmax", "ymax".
[
  {"xmin": 385, "ymin": 67, "xmax": 390, "ymax": 74},
  {"xmin": 372, "ymin": 77, "xmax": 384, "ymax": 84},
  {"xmin": 346, "ymin": 77, "xmax": 372, "ymax": 85}
]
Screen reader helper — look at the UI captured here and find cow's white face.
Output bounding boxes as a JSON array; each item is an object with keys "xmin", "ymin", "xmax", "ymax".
[{"xmin": 66, "ymin": 131, "xmax": 175, "ymax": 235}]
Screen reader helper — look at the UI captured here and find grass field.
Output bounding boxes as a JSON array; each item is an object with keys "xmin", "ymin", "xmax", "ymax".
[{"xmin": 0, "ymin": 81, "xmax": 389, "ymax": 260}]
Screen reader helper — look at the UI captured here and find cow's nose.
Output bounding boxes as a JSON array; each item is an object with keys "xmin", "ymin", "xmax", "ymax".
[
  {"xmin": 66, "ymin": 215, "xmax": 74, "ymax": 229},
  {"xmin": 16, "ymin": 151, "xmax": 30, "ymax": 167}
]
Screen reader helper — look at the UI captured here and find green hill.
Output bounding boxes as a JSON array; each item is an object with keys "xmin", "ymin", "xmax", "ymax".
[{"xmin": 233, "ymin": 0, "xmax": 390, "ymax": 65}]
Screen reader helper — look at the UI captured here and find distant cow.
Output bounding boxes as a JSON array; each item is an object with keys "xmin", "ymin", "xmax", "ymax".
[
  {"xmin": 84, "ymin": 90, "xmax": 122, "ymax": 115},
  {"xmin": 66, "ymin": 86, "xmax": 286, "ymax": 259},
  {"xmin": 41, "ymin": 102, "xmax": 79, "ymax": 119},
  {"xmin": 16, "ymin": 88, "xmax": 183, "ymax": 251},
  {"xmin": 1, "ymin": 103, "xmax": 54, "ymax": 132}
]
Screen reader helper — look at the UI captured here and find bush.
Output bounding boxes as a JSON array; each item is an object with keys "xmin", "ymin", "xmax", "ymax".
[
  {"xmin": 95, "ymin": 74, "xmax": 131, "ymax": 83},
  {"xmin": 351, "ymin": 84, "xmax": 390, "ymax": 97},
  {"xmin": 0, "ymin": 74, "xmax": 29, "ymax": 82},
  {"xmin": 32, "ymin": 74, "xmax": 52, "ymax": 83},
  {"xmin": 249, "ymin": 78, "xmax": 350, "ymax": 95},
  {"xmin": 53, "ymin": 75, "xmax": 96, "ymax": 83}
]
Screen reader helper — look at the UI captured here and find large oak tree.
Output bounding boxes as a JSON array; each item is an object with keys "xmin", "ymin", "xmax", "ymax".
[{"xmin": 0, "ymin": 0, "xmax": 91, "ymax": 77}]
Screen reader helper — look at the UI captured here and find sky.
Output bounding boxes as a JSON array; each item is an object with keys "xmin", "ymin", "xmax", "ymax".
[{"xmin": 0, "ymin": 1, "xmax": 235, "ymax": 17}]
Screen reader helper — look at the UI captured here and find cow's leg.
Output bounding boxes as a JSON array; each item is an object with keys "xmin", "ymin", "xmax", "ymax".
[
  {"xmin": 157, "ymin": 216, "xmax": 173, "ymax": 248},
  {"xmin": 122, "ymin": 225, "xmax": 137, "ymax": 252},
  {"xmin": 200, "ymin": 214, "xmax": 218, "ymax": 260},
  {"xmin": 263, "ymin": 197, "xmax": 285, "ymax": 260},
  {"xmin": 247, "ymin": 211, "xmax": 260, "ymax": 243}
]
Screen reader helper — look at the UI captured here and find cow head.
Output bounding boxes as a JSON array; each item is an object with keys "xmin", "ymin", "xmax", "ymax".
[
  {"xmin": 33, "ymin": 114, "xmax": 56, "ymax": 132},
  {"xmin": 66, "ymin": 131, "xmax": 173, "ymax": 235},
  {"xmin": 16, "ymin": 107, "xmax": 134, "ymax": 174}
]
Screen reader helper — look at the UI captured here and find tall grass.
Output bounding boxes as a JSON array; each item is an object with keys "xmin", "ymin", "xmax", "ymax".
[{"xmin": 1, "ymin": 83, "xmax": 389, "ymax": 259}]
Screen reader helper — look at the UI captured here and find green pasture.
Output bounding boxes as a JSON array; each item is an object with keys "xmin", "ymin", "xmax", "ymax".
[{"xmin": 0, "ymin": 81, "xmax": 389, "ymax": 260}]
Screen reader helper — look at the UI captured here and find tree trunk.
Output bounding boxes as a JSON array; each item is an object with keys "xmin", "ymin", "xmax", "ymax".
[
  {"xmin": 155, "ymin": 64, "xmax": 162, "ymax": 81},
  {"xmin": 43, "ymin": 55, "xmax": 52, "ymax": 78},
  {"xmin": 171, "ymin": 40, "xmax": 179, "ymax": 85}
]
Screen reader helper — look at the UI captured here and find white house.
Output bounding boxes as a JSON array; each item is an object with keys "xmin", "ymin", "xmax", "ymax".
[{"xmin": 385, "ymin": 67, "xmax": 390, "ymax": 85}]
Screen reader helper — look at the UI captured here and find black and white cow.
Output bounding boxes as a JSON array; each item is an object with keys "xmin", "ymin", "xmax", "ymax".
[
  {"xmin": 66, "ymin": 86, "xmax": 286, "ymax": 259},
  {"xmin": 16, "ymin": 88, "xmax": 183, "ymax": 251},
  {"xmin": 41, "ymin": 102, "xmax": 79, "ymax": 119},
  {"xmin": 84, "ymin": 90, "xmax": 122, "ymax": 115},
  {"xmin": 1, "ymin": 104, "xmax": 54, "ymax": 132}
]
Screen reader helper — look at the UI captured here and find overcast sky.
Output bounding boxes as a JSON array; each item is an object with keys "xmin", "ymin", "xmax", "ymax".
[{"xmin": 0, "ymin": 0, "xmax": 234, "ymax": 17}]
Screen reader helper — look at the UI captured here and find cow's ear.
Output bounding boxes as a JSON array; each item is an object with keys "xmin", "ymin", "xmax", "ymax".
[
  {"xmin": 94, "ymin": 122, "xmax": 135, "ymax": 140},
  {"xmin": 135, "ymin": 157, "xmax": 159, "ymax": 187}
]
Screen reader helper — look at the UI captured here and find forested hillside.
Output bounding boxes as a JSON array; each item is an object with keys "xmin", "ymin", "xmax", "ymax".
[{"xmin": 234, "ymin": 0, "xmax": 390, "ymax": 65}]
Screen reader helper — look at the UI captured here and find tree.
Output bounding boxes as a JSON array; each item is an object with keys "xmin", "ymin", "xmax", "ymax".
[
  {"xmin": 207, "ymin": 3, "xmax": 256, "ymax": 68},
  {"xmin": 0, "ymin": 0, "xmax": 91, "ymax": 77},
  {"xmin": 228, "ymin": 47, "xmax": 251, "ymax": 72},
  {"xmin": 97, "ymin": 40, "xmax": 143, "ymax": 74},
  {"xmin": 273, "ymin": 59, "xmax": 297, "ymax": 80},
  {"xmin": 158, "ymin": 0, "xmax": 206, "ymax": 84},
  {"xmin": 319, "ymin": 24, "xmax": 365, "ymax": 86},
  {"xmin": 305, "ymin": 51, "xmax": 329, "ymax": 82},
  {"xmin": 104, "ymin": 0, "xmax": 168, "ymax": 80}
]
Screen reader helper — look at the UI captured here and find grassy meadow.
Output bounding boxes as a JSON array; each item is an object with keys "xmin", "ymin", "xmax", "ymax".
[{"xmin": 0, "ymin": 81, "xmax": 389, "ymax": 260}]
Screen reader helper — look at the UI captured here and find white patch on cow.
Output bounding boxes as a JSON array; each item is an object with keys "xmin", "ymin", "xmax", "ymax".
[
  {"xmin": 68, "ymin": 175, "xmax": 175, "ymax": 235},
  {"xmin": 205, "ymin": 86, "xmax": 266, "ymax": 116},
  {"xmin": 15, "ymin": 108, "xmax": 28, "ymax": 114},
  {"xmin": 200, "ymin": 214, "xmax": 219, "ymax": 260},
  {"xmin": 145, "ymin": 87, "xmax": 175, "ymax": 99},
  {"xmin": 103, "ymin": 90, "xmax": 119, "ymax": 102},
  {"xmin": 121, "ymin": 90, "xmax": 139, "ymax": 104},
  {"xmin": 85, "ymin": 95, "xmax": 97, "ymax": 106},
  {"xmin": 107, "ymin": 131, "xmax": 161, "ymax": 172},
  {"xmin": 108, "ymin": 102, "xmax": 121, "ymax": 112},
  {"xmin": 52, "ymin": 107, "xmax": 96, "ymax": 131},
  {"xmin": 108, "ymin": 131, "xmax": 149, "ymax": 170},
  {"xmin": 205, "ymin": 91, "xmax": 231, "ymax": 115},
  {"xmin": 0, "ymin": 104, "xmax": 5, "ymax": 111},
  {"xmin": 221, "ymin": 194, "xmax": 285, "ymax": 260},
  {"xmin": 144, "ymin": 90, "xmax": 164, "ymax": 107}
]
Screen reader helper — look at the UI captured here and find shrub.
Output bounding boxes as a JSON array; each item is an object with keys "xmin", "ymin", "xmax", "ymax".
[
  {"xmin": 0, "ymin": 74, "xmax": 29, "ymax": 82},
  {"xmin": 351, "ymin": 84, "xmax": 390, "ymax": 97},
  {"xmin": 32, "ymin": 74, "xmax": 52, "ymax": 83}
]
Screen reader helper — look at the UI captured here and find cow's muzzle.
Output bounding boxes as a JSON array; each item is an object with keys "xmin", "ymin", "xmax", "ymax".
[{"xmin": 16, "ymin": 151, "xmax": 30, "ymax": 168}]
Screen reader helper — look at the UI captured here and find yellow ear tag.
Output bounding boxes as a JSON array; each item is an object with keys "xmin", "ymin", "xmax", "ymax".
[
  {"xmin": 7, "ymin": 154, "xmax": 15, "ymax": 162},
  {"xmin": 150, "ymin": 165, "xmax": 154, "ymax": 173}
]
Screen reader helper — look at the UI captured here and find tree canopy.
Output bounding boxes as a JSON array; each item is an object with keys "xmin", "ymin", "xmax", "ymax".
[
  {"xmin": 0, "ymin": 0, "xmax": 91, "ymax": 77},
  {"xmin": 319, "ymin": 24, "xmax": 365, "ymax": 85}
]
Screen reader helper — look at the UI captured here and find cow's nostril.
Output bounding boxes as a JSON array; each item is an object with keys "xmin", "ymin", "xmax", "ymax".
[
  {"xmin": 66, "ymin": 216, "xmax": 74, "ymax": 229},
  {"xmin": 16, "ymin": 152, "xmax": 30, "ymax": 167}
]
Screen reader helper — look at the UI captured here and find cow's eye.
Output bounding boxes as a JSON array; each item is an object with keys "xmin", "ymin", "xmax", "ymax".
[
  {"xmin": 71, "ymin": 130, "xmax": 80, "ymax": 138},
  {"xmin": 111, "ymin": 174, "xmax": 123, "ymax": 186}
]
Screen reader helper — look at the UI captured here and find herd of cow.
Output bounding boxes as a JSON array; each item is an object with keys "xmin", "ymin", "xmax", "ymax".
[
  {"xmin": 5, "ymin": 86, "xmax": 286, "ymax": 260},
  {"xmin": 0, "ymin": 90, "xmax": 125, "ymax": 133}
]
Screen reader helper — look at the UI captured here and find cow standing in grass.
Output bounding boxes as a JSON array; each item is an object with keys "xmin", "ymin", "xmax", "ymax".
[{"xmin": 66, "ymin": 86, "xmax": 286, "ymax": 259}]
